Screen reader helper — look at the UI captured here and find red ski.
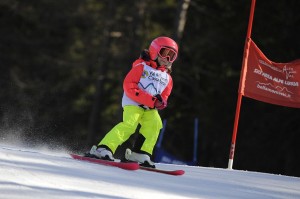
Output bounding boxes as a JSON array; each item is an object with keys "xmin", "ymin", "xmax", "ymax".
[
  {"xmin": 70, "ymin": 154, "xmax": 139, "ymax": 171},
  {"xmin": 140, "ymin": 166, "xmax": 185, "ymax": 176},
  {"xmin": 71, "ymin": 154, "xmax": 185, "ymax": 175}
]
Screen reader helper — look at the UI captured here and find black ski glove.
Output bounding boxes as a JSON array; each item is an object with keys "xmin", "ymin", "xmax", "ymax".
[{"xmin": 154, "ymin": 94, "xmax": 167, "ymax": 110}]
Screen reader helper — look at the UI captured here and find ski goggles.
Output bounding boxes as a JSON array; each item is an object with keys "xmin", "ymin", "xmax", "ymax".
[{"xmin": 158, "ymin": 47, "xmax": 177, "ymax": 62}]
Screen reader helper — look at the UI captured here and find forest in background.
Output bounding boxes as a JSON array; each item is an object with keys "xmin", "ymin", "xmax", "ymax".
[{"xmin": 1, "ymin": 0, "xmax": 300, "ymax": 177}]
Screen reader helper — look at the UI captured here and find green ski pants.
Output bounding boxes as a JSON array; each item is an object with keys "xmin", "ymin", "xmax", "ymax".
[{"xmin": 98, "ymin": 105, "xmax": 163, "ymax": 155}]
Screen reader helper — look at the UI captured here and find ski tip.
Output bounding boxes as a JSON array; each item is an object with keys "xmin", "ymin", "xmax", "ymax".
[
  {"xmin": 163, "ymin": 169, "xmax": 185, "ymax": 176},
  {"xmin": 139, "ymin": 166, "xmax": 185, "ymax": 176},
  {"xmin": 176, "ymin": 170, "xmax": 185, "ymax": 175}
]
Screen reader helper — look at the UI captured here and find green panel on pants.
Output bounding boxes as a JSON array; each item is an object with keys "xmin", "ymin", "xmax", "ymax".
[{"xmin": 98, "ymin": 105, "xmax": 163, "ymax": 155}]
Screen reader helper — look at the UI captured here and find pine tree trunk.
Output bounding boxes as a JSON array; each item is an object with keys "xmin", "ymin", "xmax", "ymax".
[
  {"xmin": 174, "ymin": 0, "xmax": 191, "ymax": 41},
  {"xmin": 86, "ymin": 0, "xmax": 115, "ymax": 146}
]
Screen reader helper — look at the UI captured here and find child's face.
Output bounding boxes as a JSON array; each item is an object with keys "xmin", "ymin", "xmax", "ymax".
[{"xmin": 157, "ymin": 56, "xmax": 172, "ymax": 67}]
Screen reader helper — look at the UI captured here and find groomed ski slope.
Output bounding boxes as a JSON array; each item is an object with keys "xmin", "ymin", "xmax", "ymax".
[{"xmin": 0, "ymin": 144, "xmax": 300, "ymax": 199}]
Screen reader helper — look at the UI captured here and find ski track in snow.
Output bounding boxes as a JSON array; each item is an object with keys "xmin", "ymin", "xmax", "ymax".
[{"xmin": 0, "ymin": 144, "xmax": 300, "ymax": 199}]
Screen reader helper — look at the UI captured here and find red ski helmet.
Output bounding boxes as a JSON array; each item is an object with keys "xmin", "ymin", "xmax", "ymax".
[{"xmin": 149, "ymin": 36, "xmax": 178, "ymax": 63}]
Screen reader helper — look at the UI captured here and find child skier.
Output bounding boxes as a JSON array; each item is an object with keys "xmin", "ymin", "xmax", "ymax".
[{"xmin": 87, "ymin": 36, "xmax": 179, "ymax": 168}]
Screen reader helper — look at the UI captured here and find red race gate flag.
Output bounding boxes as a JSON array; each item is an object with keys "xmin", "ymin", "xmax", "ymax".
[{"xmin": 240, "ymin": 38, "xmax": 300, "ymax": 108}]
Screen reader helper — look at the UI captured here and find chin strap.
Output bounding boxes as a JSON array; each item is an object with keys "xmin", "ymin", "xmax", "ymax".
[
  {"xmin": 140, "ymin": 49, "xmax": 172, "ymax": 73},
  {"xmin": 165, "ymin": 65, "xmax": 172, "ymax": 73}
]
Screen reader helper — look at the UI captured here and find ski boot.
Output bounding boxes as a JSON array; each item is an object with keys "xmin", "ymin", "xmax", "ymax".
[
  {"xmin": 85, "ymin": 145, "xmax": 114, "ymax": 161},
  {"xmin": 125, "ymin": 148, "xmax": 155, "ymax": 168}
]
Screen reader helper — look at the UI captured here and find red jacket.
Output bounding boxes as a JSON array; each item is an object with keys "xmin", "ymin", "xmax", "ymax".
[{"xmin": 122, "ymin": 58, "xmax": 173, "ymax": 108}]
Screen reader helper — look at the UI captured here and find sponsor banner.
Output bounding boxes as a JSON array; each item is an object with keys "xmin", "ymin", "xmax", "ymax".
[{"xmin": 240, "ymin": 39, "xmax": 300, "ymax": 108}]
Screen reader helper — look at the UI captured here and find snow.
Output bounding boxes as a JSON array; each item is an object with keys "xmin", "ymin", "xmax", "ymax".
[{"xmin": 1, "ymin": 144, "xmax": 300, "ymax": 199}]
